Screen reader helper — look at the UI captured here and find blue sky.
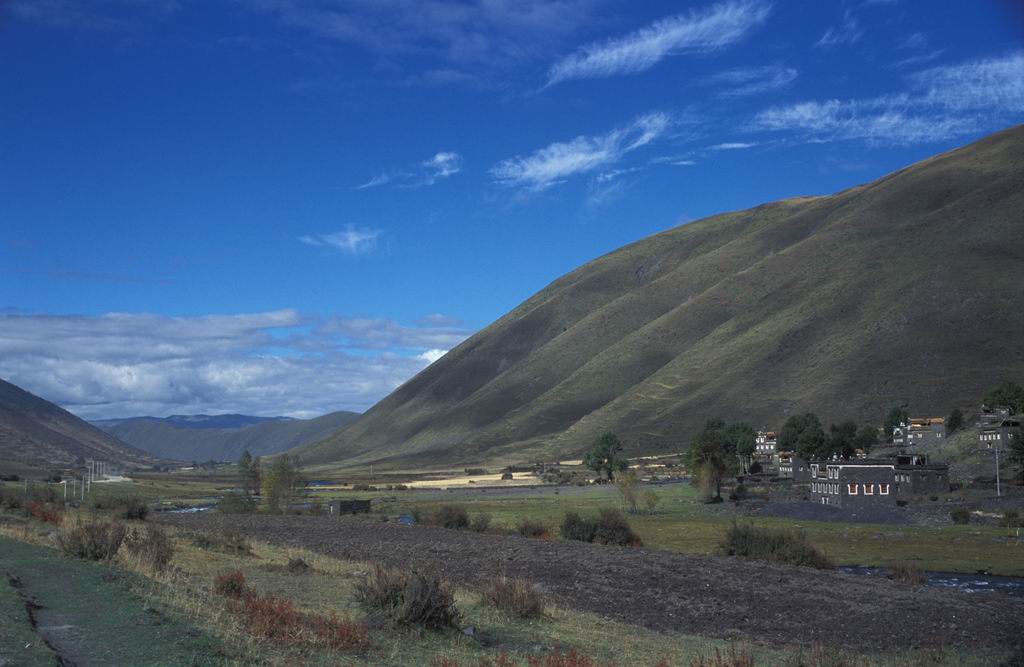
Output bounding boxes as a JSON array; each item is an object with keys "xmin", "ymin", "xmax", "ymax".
[{"xmin": 1, "ymin": 0, "xmax": 1022, "ymax": 419}]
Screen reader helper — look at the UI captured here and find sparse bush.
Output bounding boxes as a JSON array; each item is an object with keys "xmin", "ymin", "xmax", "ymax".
[
  {"xmin": 58, "ymin": 520, "xmax": 127, "ymax": 561},
  {"xmin": 642, "ymin": 490, "xmax": 660, "ymax": 514},
  {"xmin": 308, "ymin": 611, "xmax": 370, "ymax": 650},
  {"xmin": 593, "ymin": 508, "xmax": 642, "ymax": 547},
  {"xmin": 218, "ymin": 493, "xmax": 257, "ymax": 514},
  {"xmin": 690, "ymin": 645, "xmax": 754, "ymax": 667},
  {"xmin": 354, "ymin": 564, "xmax": 461, "ymax": 630},
  {"xmin": 1000, "ymin": 510, "xmax": 1021, "ymax": 528},
  {"xmin": 436, "ymin": 504, "xmax": 470, "ymax": 529},
  {"xmin": 91, "ymin": 494, "xmax": 149, "ymax": 520},
  {"xmin": 26, "ymin": 501, "xmax": 63, "ymax": 526},
  {"xmin": 950, "ymin": 508, "xmax": 971, "ymax": 525},
  {"xmin": 516, "ymin": 517, "xmax": 547, "ymax": 538},
  {"xmin": 560, "ymin": 512, "xmax": 597, "ymax": 543},
  {"xmin": 721, "ymin": 521, "xmax": 831, "ymax": 569},
  {"xmin": 888, "ymin": 562, "xmax": 927, "ymax": 586},
  {"xmin": 481, "ymin": 575, "xmax": 546, "ymax": 618},
  {"xmin": 527, "ymin": 650, "xmax": 599, "ymax": 667},
  {"xmin": 0, "ymin": 484, "xmax": 23, "ymax": 509},
  {"xmin": 124, "ymin": 524, "xmax": 174, "ymax": 571},
  {"xmin": 193, "ymin": 531, "xmax": 251, "ymax": 555},
  {"xmin": 728, "ymin": 483, "xmax": 748, "ymax": 501},
  {"xmin": 241, "ymin": 593, "xmax": 301, "ymax": 642},
  {"xmin": 28, "ymin": 484, "xmax": 59, "ymax": 504},
  {"xmin": 470, "ymin": 511, "xmax": 492, "ymax": 533},
  {"xmin": 213, "ymin": 570, "xmax": 248, "ymax": 599}
]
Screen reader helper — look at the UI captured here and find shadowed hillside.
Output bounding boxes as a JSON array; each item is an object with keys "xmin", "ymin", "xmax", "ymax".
[
  {"xmin": 0, "ymin": 378, "xmax": 157, "ymax": 467},
  {"xmin": 94, "ymin": 411, "xmax": 359, "ymax": 462},
  {"xmin": 296, "ymin": 126, "xmax": 1024, "ymax": 469}
]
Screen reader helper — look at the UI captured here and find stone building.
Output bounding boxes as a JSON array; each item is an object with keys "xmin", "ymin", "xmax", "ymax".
[
  {"xmin": 808, "ymin": 455, "xmax": 949, "ymax": 507},
  {"xmin": 754, "ymin": 430, "xmax": 777, "ymax": 460},
  {"xmin": 893, "ymin": 417, "xmax": 946, "ymax": 448}
]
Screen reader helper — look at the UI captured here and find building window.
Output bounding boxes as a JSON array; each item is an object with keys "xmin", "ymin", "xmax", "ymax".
[
  {"xmin": 879, "ymin": 484, "xmax": 890, "ymax": 495},
  {"xmin": 848, "ymin": 483, "xmax": 858, "ymax": 495},
  {"xmin": 864, "ymin": 484, "xmax": 874, "ymax": 495}
]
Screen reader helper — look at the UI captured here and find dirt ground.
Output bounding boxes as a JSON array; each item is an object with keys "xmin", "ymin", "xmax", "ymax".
[{"xmin": 161, "ymin": 513, "xmax": 1023, "ymax": 653}]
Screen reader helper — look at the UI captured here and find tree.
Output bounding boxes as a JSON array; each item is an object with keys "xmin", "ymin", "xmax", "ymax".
[
  {"xmin": 826, "ymin": 421, "xmax": 858, "ymax": 459},
  {"xmin": 778, "ymin": 413, "xmax": 826, "ymax": 459},
  {"xmin": 687, "ymin": 419, "xmax": 735, "ymax": 502},
  {"xmin": 642, "ymin": 489, "xmax": 660, "ymax": 514},
  {"xmin": 723, "ymin": 422, "xmax": 756, "ymax": 472},
  {"xmin": 238, "ymin": 451, "xmax": 253, "ymax": 496},
  {"xmin": 615, "ymin": 469, "xmax": 640, "ymax": 513},
  {"xmin": 1009, "ymin": 428, "xmax": 1024, "ymax": 467},
  {"xmin": 883, "ymin": 405, "xmax": 909, "ymax": 443},
  {"xmin": 984, "ymin": 381, "xmax": 1024, "ymax": 415},
  {"xmin": 251, "ymin": 456, "xmax": 262, "ymax": 496},
  {"xmin": 946, "ymin": 408, "xmax": 964, "ymax": 434},
  {"xmin": 261, "ymin": 455, "xmax": 305, "ymax": 514},
  {"xmin": 853, "ymin": 426, "xmax": 879, "ymax": 454},
  {"xmin": 583, "ymin": 432, "xmax": 629, "ymax": 482}
]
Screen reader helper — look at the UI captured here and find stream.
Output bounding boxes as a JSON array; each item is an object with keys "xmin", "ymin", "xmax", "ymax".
[{"xmin": 839, "ymin": 566, "xmax": 1024, "ymax": 597}]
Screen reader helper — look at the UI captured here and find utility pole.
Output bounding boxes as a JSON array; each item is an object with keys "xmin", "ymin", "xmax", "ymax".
[{"xmin": 995, "ymin": 446, "xmax": 1003, "ymax": 498}]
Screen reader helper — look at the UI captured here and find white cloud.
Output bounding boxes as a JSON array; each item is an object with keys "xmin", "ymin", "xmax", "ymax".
[
  {"xmin": 709, "ymin": 141, "xmax": 757, "ymax": 150},
  {"xmin": 703, "ymin": 65, "xmax": 797, "ymax": 97},
  {"xmin": 299, "ymin": 225, "xmax": 383, "ymax": 255},
  {"xmin": 815, "ymin": 11, "xmax": 863, "ymax": 48},
  {"xmin": 0, "ymin": 311, "xmax": 472, "ymax": 419},
  {"xmin": 546, "ymin": 0, "xmax": 771, "ymax": 86},
  {"xmin": 356, "ymin": 173, "xmax": 390, "ymax": 189},
  {"xmin": 491, "ymin": 111, "xmax": 671, "ymax": 191},
  {"xmin": 417, "ymin": 349, "xmax": 448, "ymax": 364},
  {"xmin": 752, "ymin": 52, "xmax": 1024, "ymax": 145},
  {"xmin": 357, "ymin": 150, "xmax": 463, "ymax": 189},
  {"xmin": 421, "ymin": 151, "xmax": 463, "ymax": 183}
]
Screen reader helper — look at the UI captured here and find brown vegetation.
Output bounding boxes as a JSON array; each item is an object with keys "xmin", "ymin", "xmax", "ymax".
[
  {"xmin": 354, "ymin": 564, "xmax": 461, "ymax": 630},
  {"xmin": 481, "ymin": 575, "xmax": 546, "ymax": 618},
  {"xmin": 58, "ymin": 519, "xmax": 127, "ymax": 561},
  {"xmin": 720, "ymin": 522, "xmax": 831, "ymax": 569}
]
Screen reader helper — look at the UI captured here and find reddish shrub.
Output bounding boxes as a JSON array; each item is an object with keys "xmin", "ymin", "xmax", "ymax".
[
  {"xmin": 689, "ymin": 646, "xmax": 753, "ymax": 667},
  {"xmin": 213, "ymin": 570, "xmax": 248, "ymax": 599},
  {"xmin": 308, "ymin": 612, "xmax": 370, "ymax": 650},
  {"xmin": 526, "ymin": 650, "xmax": 597, "ymax": 667},
  {"xmin": 27, "ymin": 501, "xmax": 63, "ymax": 526},
  {"xmin": 241, "ymin": 593, "xmax": 301, "ymax": 642}
]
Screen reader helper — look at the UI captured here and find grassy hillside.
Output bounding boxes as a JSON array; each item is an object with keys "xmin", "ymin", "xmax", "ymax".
[
  {"xmin": 94, "ymin": 411, "xmax": 360, "ymax": 462},
  {"xmin": 0, "ymin": 378, "xmax": 157, "ymax": 467},
  {"xmin": 296, "ymin": 126, "xmax": 1024, "ymax": 469}
]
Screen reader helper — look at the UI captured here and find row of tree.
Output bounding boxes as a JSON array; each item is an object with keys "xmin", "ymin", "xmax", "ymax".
[{"xmin": 235, "ymin": 451, "xmax": 306, "ymax": 513}]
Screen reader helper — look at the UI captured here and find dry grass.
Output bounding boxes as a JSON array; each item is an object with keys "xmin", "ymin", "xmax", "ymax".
[
  {"xmin": 481, "ymin": 575, "xmax": 546, "ymax": 619},
  {"xmin": 888, "ymin": 563, "xmax": 927, "ymax": 586}
]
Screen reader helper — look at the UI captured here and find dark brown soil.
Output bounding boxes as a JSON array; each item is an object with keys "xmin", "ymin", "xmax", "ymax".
[{"xmin": 160, "ymin": 513, "xmax": 1023, "ymax": 652}]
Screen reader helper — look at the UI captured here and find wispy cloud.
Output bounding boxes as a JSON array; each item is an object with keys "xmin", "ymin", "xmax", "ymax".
[
  {"xmin": 299, "ymin": 225, "xmax": 383, "ymax": 255},
  {"xmin": 546, "ymin": 0, "xmax": 771, "ymax": 86},
  {"xmin": 491, "ymin": 112, "xmax": 672, "ymax": 191},
  {"xmin": 0, "ymin": 310, "xmax": 472, "ymax": 419},
  {"xmin": 709, "ymin": 141, "xmax": 758, "ymax": 150},
  {"xmin": 4, "ymin": 0, "xmax": 179, "ymax": 31},
  {"xmin": 356, "ymin": 151, "xmax": 462, "ymax": 189},
  {"xmin": 702, "ymin": 64, "xmax": 797, "ymax": 97},
  {"xmin": 751, "ymin": 51, "xmax": 1024, "ymax": 145},
  {"xmin": 815, "ymin": 11, "xmax": 863, "ymax": 48}
]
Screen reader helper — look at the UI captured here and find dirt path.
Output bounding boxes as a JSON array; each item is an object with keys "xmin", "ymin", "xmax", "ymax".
[
  {"xmin": 0, "ymin": 537, "xmax": 223, "ymax": 666},
  {"xmin": 161, "ymin": 513, "xmax": 1023, "ymax": 653}
]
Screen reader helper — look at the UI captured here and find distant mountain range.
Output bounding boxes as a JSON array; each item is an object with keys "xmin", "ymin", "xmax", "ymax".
[
  {"xmin": 0, "ymin": 378, "xmax": 156, "ymax": 468},
  {"xmin": 293, "ymin": 125, "xmax": 1024, "ymax": 469},
  {"xmin": 92, "ymin": 411, "xmax": 360, "ymax": 462}
]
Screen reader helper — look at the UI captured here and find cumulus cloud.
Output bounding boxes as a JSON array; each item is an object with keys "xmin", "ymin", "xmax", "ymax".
[
  {"xmin": 0, "ymin": 310, "xmax": 471, "ymax": 419},
  {"xmin": 491, "ymin": 111, "xmax": 672, "ymax": 191},
  {"xmin": 703, "ymin": 65, "xmax": 798, "ymax": 97},
  {"xmin": 752, "ymin": 51, "xmax": 1024, "ymax": 145},
  {"xmin": 299, "ymin": 225, "xmax": 383, "ymax": 254},
  {"xmin": 546, "ymin": 0, "xmax": 771, "ymax": 86}
]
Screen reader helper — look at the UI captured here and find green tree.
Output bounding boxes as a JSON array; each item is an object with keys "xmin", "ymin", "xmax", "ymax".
[
  {"xmin": 778, "ymin": 413, "xmax": 826, "ymax": 459},
  {"xmin": 826, "ymin": 421, "xmax": 859, "ymax": 459},
  {"xmin": 984, "ymin": 381, "xmax": 1024, "ymax": 415},
  {"xmin": 883, "ymin": 405, "xmax": 909, "ymax": 443},
  {"xmin": 583, "ymin": 432, "xmax": 629, "ymax": 482},
  {"xmin": 687, "ymin": 419, "xmax": 735, "ymax": 502},
  {"xmin": 853, "ymin": 425, "xmax": 879, "ymax": 454},
  {"xmin": 615, "ymin": 469, "xmax": 640, "ymax": 513},
  {"xmin": 261, "ymin": 455, "xmax": 305, "ymax": 514},
  {"xmin": 251, "ymin": 456, "xmax": 262, "ymax": 496},
  {"xmin": 946, "ymin": 408, "xmax": 964, "ymax": 433},
  {"xmin": 238, "ymin": 450, "xmax": 253, "ymax": 496},
  {"xmin": 1009, "ymin": 428, "xmax": 1024, "ymax": 467},
  {"xmin": 723, "ymin": 422, "xmax": 756, "ymax": 472}
]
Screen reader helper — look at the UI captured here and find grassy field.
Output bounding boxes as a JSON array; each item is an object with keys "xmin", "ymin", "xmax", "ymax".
[{"xmin": 0, "ymin": 508, "xmax": 1012, "ymax": 667}]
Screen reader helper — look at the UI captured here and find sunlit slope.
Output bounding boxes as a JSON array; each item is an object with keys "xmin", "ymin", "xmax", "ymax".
[{"xmin": 298, "ymin": 125, "xmax": 1024, "ymax": 468}]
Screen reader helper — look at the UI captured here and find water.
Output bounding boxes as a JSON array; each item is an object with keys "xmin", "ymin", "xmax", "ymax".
[
  {"xmin": 166, "ymin": 503, "xmax": 216, "ymax": 513},
  {"xmin": 840, "ymin": 566, "xmax": 1024, "ymax": 597}
]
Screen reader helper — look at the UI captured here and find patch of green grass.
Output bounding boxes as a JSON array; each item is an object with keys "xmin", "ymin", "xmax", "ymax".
[{"xmin": 0, "ymin": 575, "xmax": 55, "ymax": 666}]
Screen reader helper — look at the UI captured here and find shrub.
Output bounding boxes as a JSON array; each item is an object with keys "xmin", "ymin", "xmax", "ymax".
[
  {"xmin": 560, "ymin": 512, "xmax": 597, "ymax": 543},
  {"xmin": 91, "ymin": 494, "xmax": 149, "ymax": 520},
  {"xmin": 27, "ymin": 501, "xmax": 63, "ymax": 526},
  {"xmin": 28, "ymin": 484, "xmax": 59, "ymax": 504},
  {"xmin": 213, "ymin": 570, "xmax": 248, "ymax": 599},
  {"xmin": 0, "ymin": 484, "xmax": 23, "ymax": 509},
  {"xmin": 950, "ymin": 508, "xmax": 971, "ymax": 525},
  {"xmin": 193, "ymin": 531, "xmax": 252, "ymax": 555},
  {"xmin": 470, "ymin": 511, "xmax": 492, "ymax": 533},
  {"xmin": 58, "ymin": 520, "xmax": 127, "ymax": 561},
  {"xmin": 354, "ymin": 564, "xmax": 461, "ymax": 630},
  {"xmin": 642, "ymin": 490, "xmax": 660, "ymax": 514},
  {"xmin": 721, "ymin": 521, "xmax": 832, "ymax": 569},
  {"xmin": 241, "ymin": 593, "xmax": 301, "ymax": 642},
  {"xmin": 888, "ymin": 563, "xmax": 927, "ymax": 586},
  {"xmin": 218, "ymin": 493, "xmax": 257, "ymax": 514},
  {"xmin": 728, "ymin": 484, "xmax": 748, "ymax": 502},
  {"xmin": 308, "ymin": 612, "xmax": 370, "ymax": 650},
  {"xmin": 527, "ymin": 650, "xmax": 598, "ymax": 667},
  {"xmin": 124, "ymin": 524, "xmax": 174, "ymax": 571},
  {"xmin": 1001, "ymin": 510, "xmax": 1021, "ymax": 528},
  {"xmin": 435, "ymin": 504, "xmax": 470, "ymax": 529},
  {"xmin": 481, "ymin": 575, "xmax": 546, "ymax": 618},
  {"xmin": 593, "ymin": 508, "xmax": 642, "ymax": 547},
  {"xmin": 516, "ymin": 518, "xmax": 547, "ymax": 538},
  {"xmin": 690, "ymin": 645, "xmax": 754, "ymax": 667}
]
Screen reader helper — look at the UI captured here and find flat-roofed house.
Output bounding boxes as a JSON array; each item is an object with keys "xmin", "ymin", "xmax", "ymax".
[
  {"xmin": 893, "ymin": 417, "xmax": 945, "ymax": 447},
  {"xmin": 808, "ymin": 455, "xmax": 949, "ymax": 507},
  {"xmin": 777, "ymin": 453, "xmax": 810, "ymax": 481},
  {"xmin": 755, "ymin": 430, "xmax": 777, "ymax": 460},
  {"xmin": 979, "ymin": 416, "xmax": 1021, "ymax": 449}
]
